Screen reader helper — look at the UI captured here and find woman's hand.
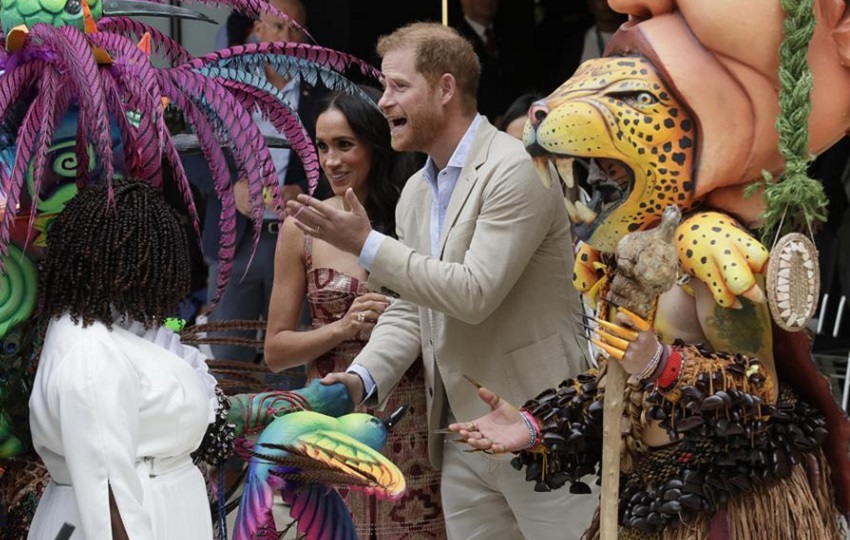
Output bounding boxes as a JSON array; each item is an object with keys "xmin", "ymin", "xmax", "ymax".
[
  {"xmin": 338, "ymin": 292, "xmax": 392, "ymax": 339},
  {"xmin": 448, "ymin": 387, "xmax": 530, "ymax": 453}
]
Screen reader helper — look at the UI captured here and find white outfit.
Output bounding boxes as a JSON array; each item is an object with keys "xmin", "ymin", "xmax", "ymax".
[{"xmin": 28, "ymin": 314, "xmax": 217, "ymax": 540}]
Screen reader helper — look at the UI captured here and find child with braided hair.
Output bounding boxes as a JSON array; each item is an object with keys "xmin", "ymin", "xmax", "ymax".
[{"xmin": 28, "ymin": 179, "xmax": 219, "ymax": 539}]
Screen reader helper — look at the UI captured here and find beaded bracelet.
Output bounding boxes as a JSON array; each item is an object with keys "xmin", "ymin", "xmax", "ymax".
[
  {"xmin": 519, "ymin": 410, "xmax": 542, "ymax": 451},
  {"xmin": 637, "ymin": 342, "xmax": 665, "ymax": 381}
]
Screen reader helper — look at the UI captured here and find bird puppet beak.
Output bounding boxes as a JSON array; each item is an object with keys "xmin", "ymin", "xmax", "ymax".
[
  {"xmin": 382, "ymin": 405, "xmax": 408, "ymax": 432},
  {"xmin": 101, "ymin": 0, "xmax": 216, "ymax": 23}
]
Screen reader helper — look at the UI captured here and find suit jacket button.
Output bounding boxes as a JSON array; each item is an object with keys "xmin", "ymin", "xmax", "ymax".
[{"xmin": 429, "ymin": 386, "xmax": 434, "ymax": 397}]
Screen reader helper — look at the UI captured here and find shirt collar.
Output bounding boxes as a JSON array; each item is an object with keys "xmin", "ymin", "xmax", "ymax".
[
  {"xmin": 464, "ymin": 17, "xmax": 490, "ymax": 40},
  {"xmin": 423, "ymin": 114, "xmax": 483, "ymax": 184}
]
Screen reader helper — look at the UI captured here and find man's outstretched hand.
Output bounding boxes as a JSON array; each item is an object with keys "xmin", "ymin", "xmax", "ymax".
[
  {"xmin": 447, "ymin": 387, "xmax": 530, "ymax": 453},
  {"xmin": 286, "ymin": 188, "xmax": 373, "ymax": 256}
]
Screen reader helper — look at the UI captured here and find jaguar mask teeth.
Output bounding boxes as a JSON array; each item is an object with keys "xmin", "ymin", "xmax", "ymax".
[
  {"xmin": 532, "ymin": 156, "xmax": 555, "ymax": 189},
  {"xmin": 554, "ymin": 157, "xmax": 575, "ymax": 189}
]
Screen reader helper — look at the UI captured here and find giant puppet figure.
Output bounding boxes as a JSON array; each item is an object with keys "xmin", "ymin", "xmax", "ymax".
[
  {"xmin": 0, "ymin": 0, "xmax": 408, "ymax": 538},
  {"xmin": 451, "ymin": 0, "xmax": 850, "ymax": 538}
]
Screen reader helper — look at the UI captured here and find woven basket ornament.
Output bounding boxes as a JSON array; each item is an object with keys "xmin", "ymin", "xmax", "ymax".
[{"xmin": 766, "ymin": 232, "xmax": 820, "ymax": 332}]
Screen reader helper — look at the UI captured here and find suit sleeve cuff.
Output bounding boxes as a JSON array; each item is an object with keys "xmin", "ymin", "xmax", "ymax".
[
  {"xmin": 358, "ymin": 230, "xmax": 387, "ymax": 272},
  {"xmin": 346, "ymin": 364, "xmax": 377, "ymax": 404}
]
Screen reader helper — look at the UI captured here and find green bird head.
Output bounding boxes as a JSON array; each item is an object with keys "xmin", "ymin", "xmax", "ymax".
[
  {"xmin": 1, "ymin": 0, "xmax": 213, "ymax": 35},
  {"xmin": 337, "ymin": 406, "xmax": 407, "ymax": 451},
  {"xmin": 1, "ymin": 0, "xmax": 102, "ymax": 34}
]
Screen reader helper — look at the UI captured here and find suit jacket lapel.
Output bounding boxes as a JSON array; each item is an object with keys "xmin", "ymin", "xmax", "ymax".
[{"xmin": 437, "ymin": 121, "xmax": 497, "ymax": 257}]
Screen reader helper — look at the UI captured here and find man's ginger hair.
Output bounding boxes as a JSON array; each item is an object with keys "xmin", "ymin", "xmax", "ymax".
[{"xmin": 377, "ymin": 22, "xmax": 481, "ymax": 114}]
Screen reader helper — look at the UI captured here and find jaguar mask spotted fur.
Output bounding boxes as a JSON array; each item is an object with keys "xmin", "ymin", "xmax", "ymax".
[{"xmin": 525, "ymin": 56, "xmax": 698, "ymax": 253}]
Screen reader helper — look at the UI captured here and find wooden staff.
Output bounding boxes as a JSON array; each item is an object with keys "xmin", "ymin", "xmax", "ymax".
[
  {"xmin": 600, "ymin": 355, "xmax": 625, "ymax": 540},
  {"xmin": 597, "ymin": 205, "xmax": 681, "ymax": 539}
]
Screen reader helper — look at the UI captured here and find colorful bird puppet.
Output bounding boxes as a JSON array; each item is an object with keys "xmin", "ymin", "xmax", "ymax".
[{"xmin": 233, "ymin": 406, "xmax": 407, "ymax": 540}]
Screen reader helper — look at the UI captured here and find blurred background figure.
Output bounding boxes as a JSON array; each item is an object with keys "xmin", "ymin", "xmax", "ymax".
[
  {"xmin": 214, "ymin": 10, "xmax": 258, "ymax": 49},
  {"xmin": 455, "ymin": 0, "xmax": 522, "ymax": 123},
  {"xmin": 497, "ymin": 93, "xmax": 542, "ymax": 140},
  {"xmin": 579, "ymin": 0, "xmax": 627, "ymax": 62},
  {"xmin": 194, "ymin": 0, "xmax": 330, "ymax": 367}
]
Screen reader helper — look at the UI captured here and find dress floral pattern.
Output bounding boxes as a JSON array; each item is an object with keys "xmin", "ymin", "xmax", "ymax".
[{"xmin": 304, "ymin": 236, "xmax": 445, "ymax": 539}]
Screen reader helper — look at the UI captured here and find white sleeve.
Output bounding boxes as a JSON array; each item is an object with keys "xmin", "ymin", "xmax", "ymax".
[{"xmin": 56, "ymin": 337, "xmax": 154, "ymax": 539}]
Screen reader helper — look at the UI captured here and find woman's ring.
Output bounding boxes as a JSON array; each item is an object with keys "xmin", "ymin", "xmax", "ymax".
[{"xmin": 357, "ymin": 312, "xmax": 365, "ymax": 322}]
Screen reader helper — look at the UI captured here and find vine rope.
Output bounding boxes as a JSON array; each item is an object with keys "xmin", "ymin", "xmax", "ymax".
[{"xmin": 745, "ymin": 0, "xmax": 827, "ymax": 241}]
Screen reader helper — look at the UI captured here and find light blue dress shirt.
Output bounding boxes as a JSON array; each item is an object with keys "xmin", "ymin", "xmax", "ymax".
[{"xmin": 349, "ymin": 114, "xmax": 484, "ymax": 402}]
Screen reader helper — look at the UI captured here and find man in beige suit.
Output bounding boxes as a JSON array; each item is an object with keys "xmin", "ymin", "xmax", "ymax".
[{"xmin": 287, "ymin": 22, "xmax": 596, "ymax": 539}]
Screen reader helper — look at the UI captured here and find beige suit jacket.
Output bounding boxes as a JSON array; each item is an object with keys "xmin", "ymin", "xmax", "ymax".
[{"xmin": 355, "ymin": 120, "xmax": 587, "ymax": 468}]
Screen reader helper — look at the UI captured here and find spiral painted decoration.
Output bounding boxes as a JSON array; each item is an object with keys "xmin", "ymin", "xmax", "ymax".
[{"xmin": 0, "ymin": 243, "xmax": 37, "ymax": 340}]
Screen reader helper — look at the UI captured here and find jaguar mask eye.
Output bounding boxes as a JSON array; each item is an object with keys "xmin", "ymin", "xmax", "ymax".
[{"xmin": 524, "ymin": 56, "xmax": 699, "ymax": 253}]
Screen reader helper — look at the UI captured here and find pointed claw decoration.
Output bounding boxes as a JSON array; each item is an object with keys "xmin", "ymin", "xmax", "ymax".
[
  {"xmin": 101, "ymin": 0, "xmax": 216, "ymax": 23},
  {"xmin": 464, "ymin": 374, "xmax": 484, "ymax": 389},
  {"xmin": 589, "ymin": 326, "xmax": 631, "ymax": 350},
  {"xmin": 583, "ymin": 316, "xmax": 640, "ymax": 341},
  {"xmin": 591, "ymin": 338, "xmax": 626, "ymax": 360},
  {"xmin": 616, "ymin": 306, "xmax": 652, "ymax": 332}
]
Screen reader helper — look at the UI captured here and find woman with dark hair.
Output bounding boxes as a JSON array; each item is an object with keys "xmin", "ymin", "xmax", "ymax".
[
  {"xmin": 264, "ymin": 86, "xmax": 445, "ymax": 538},
  {"xmin": 28, "ymin": 179, "xmax": 218, "ymax": 539},
  {"xmin": 496, "ymin": 92, "xmax": 542, "ymax": 140}
]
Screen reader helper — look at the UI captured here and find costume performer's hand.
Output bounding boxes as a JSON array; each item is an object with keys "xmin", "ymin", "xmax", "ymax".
[
  {"xmin": 676, "ymin": 212, "xmax": 768, "ymax": 308},
  {"xmin": 320, "ymin": 371, "xmax": 365, "ymax": 407},
  {"xmin": 287, "ymin": 189, "xmax": 372, "ymax": 255},
  {"xmin": 589, "ymin": 307, "xmax": 663, "ymax": 378},
  {"xmin": 448, "ymin": 387, "xmax": 529, "ymax": 453}
]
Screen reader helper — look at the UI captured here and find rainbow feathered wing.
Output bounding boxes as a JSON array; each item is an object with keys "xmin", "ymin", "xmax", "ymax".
[{"xmin": 235, "ymin": 411, "xmax": 406, "ymax": 540}]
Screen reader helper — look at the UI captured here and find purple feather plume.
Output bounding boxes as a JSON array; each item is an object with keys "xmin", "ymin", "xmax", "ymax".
[
  {"xmin": 156, "ymin": 72, "xmax": 245, "ymax": 307},
  {"xmin": 141, "ymin": 0, "xmax": 315, "ymax": 44},
  {"xmin": 88, "ymin": 31, "xmax": 167, "ymax": 186},
  {"xmin": 167, "ymin": 67, "xmax": 277, "ymax": 224},
  {"xmin": 97, "ymin": 17, "xmax": 194, "ymax": 66},
  {"xmin": 167, "ymin": 67, "xmax": 280, "ymax": 299},
  {"xmin": 0, "ymin": 93, "xmax": 45, "ymax": 255},
  {"xmin": 207, "ymin": 67, "xmax": 318, "ymax": 198},
  {"xmin": 27, "ymin": 67, "xmax": 64, "ymax": 232},
  {"xmin": 183, "ymin": 42, "xmax": 380, "ymax": 80},
  {"xmin": 47, "ymin": 25, "xmax": 115, "ymax": 185},
  {"xmin": 100, "ymin": 69, "xmax": 142, "ymax": 174}
]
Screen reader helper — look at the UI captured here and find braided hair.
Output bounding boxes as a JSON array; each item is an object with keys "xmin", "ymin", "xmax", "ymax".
[{"xmin": 38, "ymin": 179, "xmax": 192, "ymax": 329}]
